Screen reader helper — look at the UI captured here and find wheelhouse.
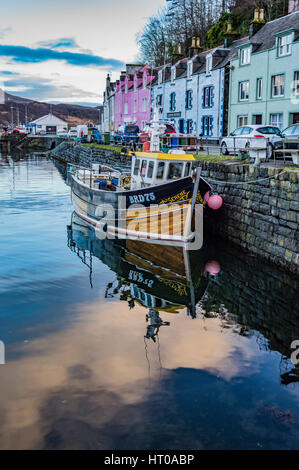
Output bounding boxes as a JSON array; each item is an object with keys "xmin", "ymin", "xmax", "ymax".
[{"xmin": 131, "ymin": 152, "xmax": 195, "ymax": 188}]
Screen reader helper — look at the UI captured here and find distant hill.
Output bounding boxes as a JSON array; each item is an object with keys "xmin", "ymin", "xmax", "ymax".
[{"xmin": 0, "ymin": 89, "xmax": 102, "ymax": 127}]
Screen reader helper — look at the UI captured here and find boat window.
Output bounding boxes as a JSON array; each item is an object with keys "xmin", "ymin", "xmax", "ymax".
[
  {"xmin": 133, "ymin": 159, "xmax": 140, "ymax": 176},
  {"xmin": 141, "ymin": 159, "xmax": 147, "ymax": 176},
  {"xmin": 184, "ymin": 162, "xmax": 191, "ymax": 177},
  {"xmin": 147, "ymin": 161, "xmax": 154, "ymax": 178},
  {"xmin": 156, "ymin": 162, "xmax": 165, "ymax": 179},
  {"xmin": 168, "ymin": 162, "xmax": 183, "ymax": 179}
]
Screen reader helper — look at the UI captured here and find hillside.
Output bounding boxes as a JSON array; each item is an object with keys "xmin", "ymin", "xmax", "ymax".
[{"xmin": 0, "ymin": 89, "xmax": 102, "ymax": 127}]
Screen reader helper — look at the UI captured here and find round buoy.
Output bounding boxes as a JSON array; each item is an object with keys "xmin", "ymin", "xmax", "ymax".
[
  {"xmin": 207, "ymin": 194, "xmax": 223, "ymax": 210},
  {"xmin": 204, "ymin": 260, "xmax": 221, "ymax": 276}
]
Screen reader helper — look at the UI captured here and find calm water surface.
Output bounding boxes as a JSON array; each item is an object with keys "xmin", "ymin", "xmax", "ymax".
[{"xmin": 0, "ymin": 154, "xmax": 298, "ymax": 450}]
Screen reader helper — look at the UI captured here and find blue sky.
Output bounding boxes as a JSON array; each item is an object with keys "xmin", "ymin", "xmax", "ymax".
[{"xmin": 0, "ymin": 0, "xmax": 165, "ymax": 106}]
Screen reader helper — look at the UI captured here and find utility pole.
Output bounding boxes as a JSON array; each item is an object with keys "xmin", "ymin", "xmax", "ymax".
[
  {"xmin": 16, "ymin": 107, "xmax": 20, "ymax": 126},
  {"xmin": 10, "ymin": 106, "xmax": 14, "ymax": 128}
]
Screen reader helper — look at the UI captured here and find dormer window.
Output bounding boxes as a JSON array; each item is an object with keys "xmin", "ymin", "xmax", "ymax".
[
  {"xmin": 187, "ymin": 61, "xmax": 193, "ymax": 79},
  {"xmin": 125, "ymin": 82, "xmax": 128, "ymax": 94},
  {"xmin": 134, "ymin": 77, "xmax": 137, "ymax": 91},
  {"xmin": 278, "ymin": 33, "xmax": 292, "ymax": 57},
  {"xmin": 206, "ymin": 55, "xmax": 212, "ymax": 74},
  {"xmin": 240, "ymin": 47, "xmax": 251, "ymax": 65},
  {"xmin": 171, "ymin": 66, "xmax": 176, "ymax": 83},
  {"xmin": 143, "ymin": 74, "xmax": 147, "ymax": 89},
  {"xmin": 158, "ymin": 70, "xmax": 163, "ymax": 85}
]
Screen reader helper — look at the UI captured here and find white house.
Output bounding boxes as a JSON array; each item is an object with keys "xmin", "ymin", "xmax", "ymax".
[{"xmin": 30, "ymin": 113, "xmax": 68, "ymax": 135}]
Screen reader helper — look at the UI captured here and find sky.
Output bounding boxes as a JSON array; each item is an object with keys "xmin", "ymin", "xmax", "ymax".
[{"xmin": 0, "ymin": 0, "xmax": 166, "ymax": 107}]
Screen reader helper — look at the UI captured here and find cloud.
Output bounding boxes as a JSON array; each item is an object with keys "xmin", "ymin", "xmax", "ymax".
[
  {"xmin": 0, "ymin": 27, "xmax": 12, "ymax": 39},
  {"xmin": 0, "ymin": 71, "xmax": 19, "ymax": 76},
  {"xmin": 37, "ymin": 37, "xmax": 79, "ymax": 49},
  {"xmin": 0, "ymin": 44, "xmax": 124, "ymax": 69},
  {"xmin": 3, "ymin": 75, "xmax": 99, "ymax": 103}
]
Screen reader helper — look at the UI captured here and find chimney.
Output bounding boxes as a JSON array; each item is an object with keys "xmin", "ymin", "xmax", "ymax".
[
  {"xmin": 171, "ymin": 44, "xmax": 183, "ymax": 65},
  {"xmin": 289, "ymin": 0, "xmax": 299, "ymax": 13},
  {"xmin": 249, "ymin": 8, "xmax": 266, "ymax": 38},
  {"xmin": 223, "ymin": 22, "xmax": 240, "ymax": 48},
  {"xmin": 188, "ymin": 37, "xmax": 202, "ymax": 57}
]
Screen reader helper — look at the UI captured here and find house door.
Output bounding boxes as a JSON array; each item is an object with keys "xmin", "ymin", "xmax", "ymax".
[{"xmin": 178, "ymin": 119, "xmax": 184, "ymax": 133}]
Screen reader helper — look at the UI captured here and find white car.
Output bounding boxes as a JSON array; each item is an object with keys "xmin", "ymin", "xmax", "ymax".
[
  {"xmin": 68, "ymin": 128, "xmax": 78, "ymax": 139},
  {"xmin": 220, "ymin": 125, "xmax": 282, "ymax": 157}
]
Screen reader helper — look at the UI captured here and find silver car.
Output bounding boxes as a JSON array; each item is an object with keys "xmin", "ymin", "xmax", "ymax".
[{"xmin": 221, "ymin": 125, "xmax": 282, "ymax": 156}]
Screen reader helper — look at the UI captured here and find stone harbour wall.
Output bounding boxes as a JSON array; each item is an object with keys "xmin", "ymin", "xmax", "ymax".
[
  {"xmin": 201, "ymin": 162, "xmax": 299, "ymax": 275},
  {"xmin": 50, "ymin": 143, "xmax": 299, "ymax": 275}
]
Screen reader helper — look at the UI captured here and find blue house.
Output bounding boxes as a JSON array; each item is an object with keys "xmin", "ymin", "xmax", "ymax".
[{"xmin": 151, "ymin": 36, "xmax": 247, "ymax": 140}]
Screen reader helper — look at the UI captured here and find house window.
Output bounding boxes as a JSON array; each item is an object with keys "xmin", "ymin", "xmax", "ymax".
[
  {"xmin": 203, "ymin": 86, "xmax": 213, "ymax": 107},
  {"xmin": 134, "ymin": 78, "xmax": 137, "ymax": 91},
  {"xmin": 272, "ymin": 74, "xmax": 285, "ymax": 97},
  {"xmin": 239, "ymin": 81, "xmax": 249, "ymax": 101},
  {"xmin": 125, "ymin": 82, "xmax": 128, "ymax": 94},
  {"xmin": 270, "ymin": 113, "xmax": 283, "ymax": 129},
  {"xmin": 206, "ymin": 55, "xmax": 212, "ymax": 74},
  {"xmin": 143, "ymin": 74, "xmax": 147, "ymax": 89},
  {"xmin": 171, "ymin": 66, "xmax": 176, "ymax": 82},
  {"xmin": 253, "ymin": 114, "xmax": 262, "ymax": 125},
  {"xmin": 240, "ymin": 47, "xmax": 251, "ymax": 65},
  {"xmin": 158, "ymin": 70, "xmax": 163, "ymax": 85},
  {"xmin": 278, "ymin": 34, "xmax": 292, "ymax": 57},
  {"xmin": 170, "ymin": 92, "xmax": 176, "ymax": 111},
  {"xmin": 186, "ymin": 90, "xmax": 192, "ymax": 109},
  {"xmin": 238, "ymin": 115, "xmax": 248, "ymax": 127},
  {"xmin": 256, "ymin": 78, "xmax": 263, "ymax": 100},
  {"xmin": 124, "ymin": 102, "xmax": 128, "ymax": 114},
  {"xmin": 187, "ymin": 61, "xmax": 193, "ymax": 79},
  {"xmin": 133, "ymin": 100, "xmax": 137, "ymax": 113},
  {"xmin": 202, "ymin": 116, "xmax": 213, "ymax": 136},
  {"xmin": 156, "ymin": 94, "xmax": 162, "ymax": 106},
  {"xmin": 186, "ymin": 119, "xmax": 193, "ymax": 133},
  {"xmin": 142, "ymin": 98, "xmax": 147, "ymax": 112},
  {"xmin": 294, "ymin": 71, "xmax": 299, "ymax": 96},
  {"xmin": 141, "ymin": 120, "xmax": 146, "ymax": 130}
]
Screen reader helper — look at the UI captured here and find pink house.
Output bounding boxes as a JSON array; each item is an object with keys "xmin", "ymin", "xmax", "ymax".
[{"xmin": 114, "ymin": 64, "xmax": 155, "ymax": 132}]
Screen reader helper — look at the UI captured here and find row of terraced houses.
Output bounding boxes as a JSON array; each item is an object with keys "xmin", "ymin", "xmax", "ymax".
[{"xmin": 102, "ymin": 7, "xmax": 299, "ymax": 139}]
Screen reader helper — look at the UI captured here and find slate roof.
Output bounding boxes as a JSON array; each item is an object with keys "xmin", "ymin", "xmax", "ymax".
[{"xmin": 249, "ymin": 10, "xmax": 299, "ymax": 52}]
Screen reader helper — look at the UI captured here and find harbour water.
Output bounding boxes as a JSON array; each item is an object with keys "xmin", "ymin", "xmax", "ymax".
[{"xmin": 0, "ymin": 154, "xmax": 299, "ymax": 450}]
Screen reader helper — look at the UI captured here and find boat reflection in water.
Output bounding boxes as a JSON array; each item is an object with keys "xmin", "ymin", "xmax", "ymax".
[{"xmin": 67, "ymin": 212, "xmax": 219, "ymax": 342}]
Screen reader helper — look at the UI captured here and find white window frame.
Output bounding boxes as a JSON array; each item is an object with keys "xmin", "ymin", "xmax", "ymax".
[
  {"xmin": 158, "ymin": 70, "xmax": 163, "ymax": 85},
  {"xmin": 239, "ymin": 81, "xmax": 249, "ymax": 101},
  {"xmin": 125, "ymin": 82, "xmax": 128, "ymax": 94},
  {"xmin": 238, "ymin": 115, "xmax": 248, "ymax": 127},
  {"xmin": 143, "ymin": 74, "xmax": 147, "ymax": 89},
  {"xmin": 124, "ymin": 102, "xmax": 128, "ymax": 114},
  {"xmin": 142, "ymin": 98, "xmax": 147, "ymax": 113},
  {"xmin": 256, "ymin": 78, "xmax": 263, "ymax": 100},
  {"xmin": 294, "ymin": 71, "xmax": 299, "ymax": 96},
  {"xmin": 134, "ymin": 78, "xmax": 137, "ymax": 92},
  {"xmin": 171, "ymin": 66, "xmax": 176, "ymax": 83},
  {"xmin": 240, "ymin": 47, "xmax": 251, "ymax": 65},
  {"xmin": 206, "ymin": 54, "xmax": 212, "ymax": 74},
  {"xmin": 133, "ymin": 100, "xmax": 137, "ymax": 113},
  {"xmin": 270, "ymin": 113, "xmax": 283, "ymax": 129},
  {"xmin": 278, "ymin": 34, "xmax": 292, "ymax": 57},
  {"xmin": 272, "ymin": 74, "xmax": 285, "ymax": 97},
  {"xmin": 187, "ymin": 60, "xmax": 193, "ymax": 79}
]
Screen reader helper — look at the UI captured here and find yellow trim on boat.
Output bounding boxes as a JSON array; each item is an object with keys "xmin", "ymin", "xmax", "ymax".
[{"xmin": 135, "ymin": 152, "xmax": 195, "ymax": 161}]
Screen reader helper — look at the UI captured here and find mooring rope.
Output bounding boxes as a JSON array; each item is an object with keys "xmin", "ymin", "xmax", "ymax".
[{"xmin": 205, "ymin": 169, "xmax": 290, "ymax": 186}]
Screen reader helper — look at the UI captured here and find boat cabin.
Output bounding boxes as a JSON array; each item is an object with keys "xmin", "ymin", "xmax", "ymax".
[{"xmin": 131, "ymin": 152, "xmax": 196, "ymax": 189}]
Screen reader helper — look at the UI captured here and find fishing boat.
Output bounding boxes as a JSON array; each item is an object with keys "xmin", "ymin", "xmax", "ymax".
[{"xmin": 69, "ymin": 109, "xmax": 222, "ymax": 246}]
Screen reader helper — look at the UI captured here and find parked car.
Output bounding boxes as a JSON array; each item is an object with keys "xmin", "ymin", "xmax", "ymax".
[
  {"xmin": 57, "ymin": 129, "xmax": 68, "ymax": 137},
  {"xmin": 68, "ymin": 128, "xmax": 78, "ymax": 139},
  {"xmin": 221, "ymin": 125, "xmax": 282, "ymax": 157},
  {"xmin": 269, "ymin": 124, "xmax": 299, "ymax": 158}
]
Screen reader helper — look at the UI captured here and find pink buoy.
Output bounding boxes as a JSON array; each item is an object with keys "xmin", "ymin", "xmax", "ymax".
[
  {"xmin": 204, "ymin": 260, "xmax": 221, "ymax": 276},
  {"xmin": 207, "ymin": 194, "xmax": 223, "ymax": 210}
]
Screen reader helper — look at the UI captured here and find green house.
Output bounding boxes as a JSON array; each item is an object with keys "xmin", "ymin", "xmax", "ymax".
[{"xmin": 228, "ymin": 11, "xmax": 299, "ymax": 133}]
